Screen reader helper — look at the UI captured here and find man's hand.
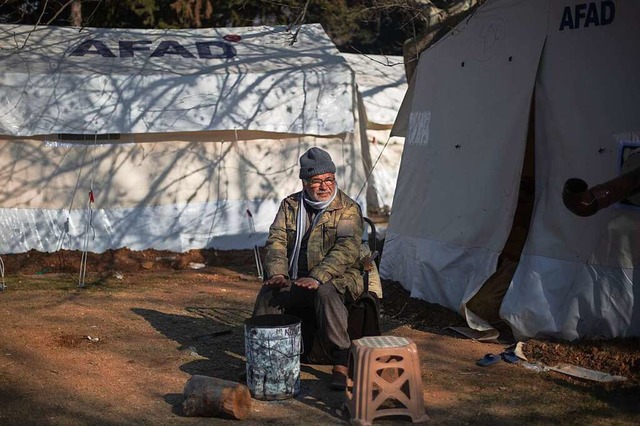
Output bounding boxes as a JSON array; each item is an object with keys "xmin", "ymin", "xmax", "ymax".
[
  {"xmin": 294, "ymin": 277, "xmax": 321, "ymax": 290},
  {"xmin": 264, "ymin": 274, "xmax": 288, "ymax": 287}
]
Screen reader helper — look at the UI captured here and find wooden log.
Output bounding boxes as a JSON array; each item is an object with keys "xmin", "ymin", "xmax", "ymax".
[{"xmin": 182, "ymin": 375, "xmax": 251, "ymax": 419}]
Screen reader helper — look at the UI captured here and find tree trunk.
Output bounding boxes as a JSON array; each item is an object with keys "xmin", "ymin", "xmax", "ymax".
[
  {"xmin": 70, "ymin": 0, "xmax": 82, "ymax": 26},
  {"xmin": 403, "ymin": 1, "xmax": 482, "ymax": 82},
  {"xmin": 182, "ymin": 375, "xmax": 251, "ymax": 420}
]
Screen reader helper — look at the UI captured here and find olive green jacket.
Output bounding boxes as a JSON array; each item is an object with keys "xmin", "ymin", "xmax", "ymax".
[{"xmin": 264, "ymin": 189, "xmax": 365, "ymax": 300}]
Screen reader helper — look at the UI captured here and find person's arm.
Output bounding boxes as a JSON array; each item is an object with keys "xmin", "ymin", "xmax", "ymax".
[{"xmin": 263, "ymin": 200, "xmax": 291, "ymax": 283}]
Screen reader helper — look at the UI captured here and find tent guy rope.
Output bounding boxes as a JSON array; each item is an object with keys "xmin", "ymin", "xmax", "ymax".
[
  {"xmin": 356, "ymin": 135, "xmax": 393, "ymax": 202},
  {"xmin": 56, "ymin": 137, "xmax": 90, "ymax": 252}
]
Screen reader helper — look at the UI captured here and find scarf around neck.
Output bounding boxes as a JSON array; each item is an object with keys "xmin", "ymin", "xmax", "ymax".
[{"xmin": 288, "ymin": 187, "xmax": 337, "ymax": 279}]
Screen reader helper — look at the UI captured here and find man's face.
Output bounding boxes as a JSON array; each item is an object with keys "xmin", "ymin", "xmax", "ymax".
[{"xmin": 303, "ymin": 172, "xmax": 336, "ymax": 202}]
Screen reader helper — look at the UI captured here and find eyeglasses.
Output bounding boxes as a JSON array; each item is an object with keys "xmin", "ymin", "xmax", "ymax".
[{"xmin": 305, "ymin": 177, "xmax": 336, "ymax": 187}]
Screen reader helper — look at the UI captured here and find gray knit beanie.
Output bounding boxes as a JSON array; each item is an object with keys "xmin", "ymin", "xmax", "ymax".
[{"xmin": 299, "ymin": 147, "xmax": 336, "ymax": 179}]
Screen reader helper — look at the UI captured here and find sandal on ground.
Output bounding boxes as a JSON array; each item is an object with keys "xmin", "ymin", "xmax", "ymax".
[
  {"xmin": 476, "ymin": 353, "xmax": 501, "ymax": 367},
  {"xmin": 501, "ymin": 350, "xmax": 520, "ymax": 364}
]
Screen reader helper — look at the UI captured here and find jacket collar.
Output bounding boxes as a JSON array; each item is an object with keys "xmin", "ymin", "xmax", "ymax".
[{"xmin": 289, "ymin": 189, "xmax": 346, "ymax": 227}]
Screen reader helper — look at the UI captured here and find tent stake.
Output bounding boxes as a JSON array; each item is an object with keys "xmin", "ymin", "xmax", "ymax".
[
  {"xmin": 0, "ymin": 257, "xmax": 6, "ymax": 291},
  {"xmin": 246, "ymin": 209, "xmax": 264, "ymax": 280}
]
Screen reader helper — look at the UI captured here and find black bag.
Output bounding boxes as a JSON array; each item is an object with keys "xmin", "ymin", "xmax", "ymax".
[{"xmin": 346, "ymin": 258, "xmax": 381, "ymax": 340}]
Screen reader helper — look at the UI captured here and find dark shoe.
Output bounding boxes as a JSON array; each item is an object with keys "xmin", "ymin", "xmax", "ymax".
[{"xmin": 331, "ymin": 365, "xmax": 348, "ymax": 390}]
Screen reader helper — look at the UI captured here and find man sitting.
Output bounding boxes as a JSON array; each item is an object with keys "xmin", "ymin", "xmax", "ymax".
[{"xmin": 252, "ymin": 147, "xmax": 366, "ymax": 390}]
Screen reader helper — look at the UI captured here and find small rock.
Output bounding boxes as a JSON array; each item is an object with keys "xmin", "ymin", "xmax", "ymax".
[
  {"xmin": 188, "ymin": 262, "xmax": 206, "ymax": 270},
  {"xmin": 113, "ymin": 271, "xmax": 124, "ymax": 280},
  {"xmin": 178, "ymin": 345, "xmax": 202, "ymax": 357},
  {"xmin": 141, "ymin": 261, "xmax": 154, "ymax": 270}
]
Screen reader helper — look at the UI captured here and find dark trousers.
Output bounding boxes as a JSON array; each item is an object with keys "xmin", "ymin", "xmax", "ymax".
[{"xmin": 252, "ymin": 281, "xmax": 350, "ymax": 365}]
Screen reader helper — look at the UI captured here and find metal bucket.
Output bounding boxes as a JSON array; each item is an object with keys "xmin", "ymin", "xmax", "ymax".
[{"xmin": 244, "ymin": 314, "xmax": 302, "ymax": 400}]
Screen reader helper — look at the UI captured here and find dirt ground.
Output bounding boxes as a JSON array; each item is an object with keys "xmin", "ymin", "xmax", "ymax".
[{"xmin": 0, "ymin": 248, "xmax": 639, "ymax": 425}]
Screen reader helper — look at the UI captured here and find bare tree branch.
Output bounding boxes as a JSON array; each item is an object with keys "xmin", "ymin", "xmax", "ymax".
[
  {"xmin": 288, "ymin": 0, "xmax": 310, "ymax": 46},
  {"xmin": 80, "ymin": 0, "xmax": 104, "ymax": 32},
  {"xmin": 15, "ymin": 0, "xmax": 50, "ymax": 50},
  {"xmin": 45, "ymin": 0, "xmax": 76, "ymax": 26}
]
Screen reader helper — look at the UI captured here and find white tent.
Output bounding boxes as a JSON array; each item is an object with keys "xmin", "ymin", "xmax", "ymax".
[
  {"xmin": 381, "ymin": 0, "xmax": 640, "ymax": 340},
  {"xmin": 342, "ymin": 53, "xmax": 407, "ymax": 212},
  {"xmin": 0, "ymin": 23, "xmax": 367, "ymax": 253}
]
